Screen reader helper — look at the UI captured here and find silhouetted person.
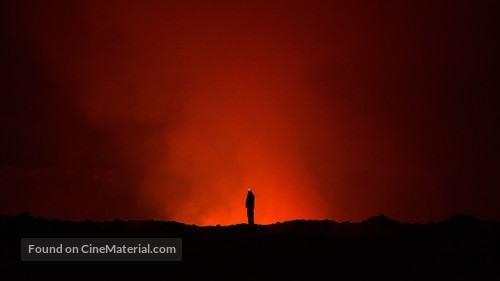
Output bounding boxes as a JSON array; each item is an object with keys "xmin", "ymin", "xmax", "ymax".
[{"xmin": 245, "ymin": 189, "xmax": 255, "ymax": 225}]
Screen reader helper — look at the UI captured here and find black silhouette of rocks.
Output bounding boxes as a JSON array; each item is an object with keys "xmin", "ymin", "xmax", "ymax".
[
  {"xmin": 3, "ymin": 214, "xmax": 500, "ymax": 280},
  {"xmin": 362, "ymin": 213, "xmax": 399, "ymax": 225}
]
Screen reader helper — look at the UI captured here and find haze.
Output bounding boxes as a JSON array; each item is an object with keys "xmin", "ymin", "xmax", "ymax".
[{"xmin": 1, "ymin": 0, "xmax": 499, "ymax": 225}]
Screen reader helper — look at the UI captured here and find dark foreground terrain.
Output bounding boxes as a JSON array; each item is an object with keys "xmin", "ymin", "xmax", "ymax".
[{"xmin": 2, "ymin": 214, "xmax": 499, "ymax": 280}]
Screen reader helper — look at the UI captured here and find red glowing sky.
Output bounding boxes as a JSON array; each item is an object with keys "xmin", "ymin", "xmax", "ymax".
[{"xmin": 1, "ymin": 1, "xmax": 499, "ymax": 225}]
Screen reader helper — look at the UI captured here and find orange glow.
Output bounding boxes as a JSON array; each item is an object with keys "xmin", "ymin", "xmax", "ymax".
[
  {"xmin": 138, "ymin": 41, "xmax": 327, "ymax": 225},
  {"xmin": 3, "ymin": 1, "xmax": 499, "ymax": 224}
]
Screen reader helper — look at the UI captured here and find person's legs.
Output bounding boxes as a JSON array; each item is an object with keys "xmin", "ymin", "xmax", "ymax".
[{"xmin": 247, "ymin": 208, "xmax": 254, "ymax": 225}]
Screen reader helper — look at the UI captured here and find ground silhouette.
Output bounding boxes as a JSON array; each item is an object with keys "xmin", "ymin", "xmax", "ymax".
[{"xmin": 2, "ymin": 213, "xmax": 500, "ymax": 280}]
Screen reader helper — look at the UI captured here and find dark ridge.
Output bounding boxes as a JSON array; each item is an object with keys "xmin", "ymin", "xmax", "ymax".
[
  {"xmin": 3, "ymin": 213, "xmax": 500, "ymax": 280},
  {"xmin": 361, "ymin": 213, "xmax": 399, "ymax": 225},
  {"xmin": 3, "ymin": 212, "xmax": 486, "ymax": 228},
  {"xmin": 443, "ymin": 213, "xmax": 482, "ymax": 225}
]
